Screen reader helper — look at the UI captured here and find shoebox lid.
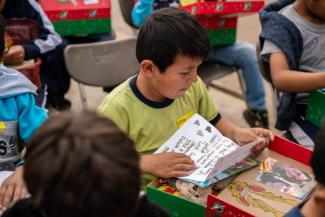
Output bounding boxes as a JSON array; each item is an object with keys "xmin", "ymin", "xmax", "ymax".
[
  {"xmin": 38, "ymin": 0, "xmax": 111, "ymax": 21},
  {"xmin": 179, "ymin": 0, "xmax": 264, "ymax": 17},
  {"xmin": 52, "ymin": 18, "xmax": 111, "ymax": 36},
  {"xmin": 196, "ymin": 16, "xmax": 237, "ymax": 30},
  {"xmin": 147, "ymin": 136, "xmax": 314, "ymax": 217},
  {"xmin": 306, "ymin": 90, "xmax": 325, "ymax": 127}
]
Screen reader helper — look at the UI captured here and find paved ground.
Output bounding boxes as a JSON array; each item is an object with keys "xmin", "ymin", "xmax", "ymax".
[{"xmin": 65, "ymin": 0, "xmax": 277, "ymax": 131}]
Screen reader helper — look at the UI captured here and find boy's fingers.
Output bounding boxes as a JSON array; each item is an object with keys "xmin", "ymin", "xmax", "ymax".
[
  {"xmin": 12, "ymin": 185, "xmax": 23, "ymax": 203},
  {"xmin": 0, "ymin": 184, "xmax": 7, "ymax": 209},
  {"xmin": 173, "ymin": 157, "xmax": 194, "ymax": 165},
  {"xmin": 2, "ymin": 185, "xmax": 14, "ymax": 210},
  {"xmin": 171, "ymin": 171, "xmax": 190, "ymax": 177},
  {"xmin": 20, "ymin": 187, "xmax": 28, "ymax": 199},
  {"xmin": 173, "ymin": 163, "xmax": 195, "ymax": 171}
]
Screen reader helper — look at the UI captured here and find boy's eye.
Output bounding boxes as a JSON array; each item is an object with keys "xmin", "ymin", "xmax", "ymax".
[{"xmin": 180, "ymin": 72, "xmax": 190, "ymax": 75}]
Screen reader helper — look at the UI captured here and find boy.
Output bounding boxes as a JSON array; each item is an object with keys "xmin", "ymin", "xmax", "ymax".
[
  {"xmin": 98, "ymin": 8, "xmax": 274, "ymax": 185},
  {"xmin": 0, "ymin": 15, "xmax": 47, "ymax": 210},
  {"xmin": 132, "ymin": 0, "xmax": 269, "ymax": 128},
  {"xmin": 0, "ymin": 0, "xmax": 71, "ymax": 110},
  {"xmin": 284, "ymin": 123, "xmax": 325, "ymax": 217},
  {"xmin": 2, "ymin": 111, "xmax": 170, "ymax": 217},
  {"xmin": 259, "ymin": 0, "xmax": 325, "ymax": 147}
]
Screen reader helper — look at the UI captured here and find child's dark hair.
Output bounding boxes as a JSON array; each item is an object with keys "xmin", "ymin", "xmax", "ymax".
[
  {"xmin": 24, "ymin": 111, "xmax": 141, "ymax": 217},
  {"xmin": 136, "ymin": 8, "xmax": 211, "ymax": 72},
  {"xmin": 0, "ymin": 15, "xmax": 5, "ymax": 57},
  {"xmin": 311, "ymin": 123, "xmax": 325, "ymax": 186}
]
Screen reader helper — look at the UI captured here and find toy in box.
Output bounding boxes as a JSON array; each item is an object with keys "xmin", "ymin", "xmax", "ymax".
[
  {"xmin": 179, "ymin": 0, "xmax": 264, "ymax": 46},
  {"xmin": 306, "ymin": 90, "xmax": 325, "ymax": 127},
  {"xmin": 147, "ymin": 136, "xmax": 315, "ymax": 217},
  {"xmin": 38, "ymin": 0, "xmax": 111, "ymax": 37}
]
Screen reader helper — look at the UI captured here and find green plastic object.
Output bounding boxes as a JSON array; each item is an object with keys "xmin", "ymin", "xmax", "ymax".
[
  {"xmin": 147, "ymin": 185, "xmax": 206, "ymax": 217},
  {"xmin": 207, "ymin": 28, "xmax": 236, "ymax": 46},
  {"xmin": 52, "ymin": 18, "xmax": 111, "ymax": 36},
  {"xmin": 306, "ymin": 90, "xmax": 325, "ymax": 127}
]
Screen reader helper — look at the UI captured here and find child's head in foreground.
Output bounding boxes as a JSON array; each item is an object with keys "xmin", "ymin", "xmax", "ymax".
[
  {"xmin": 24, "ymin": 111, "xmax": 141, "ymax": 217},
  {"xmin": 136, "ymin": 8, "xmax": 211, "ymax": 100}
]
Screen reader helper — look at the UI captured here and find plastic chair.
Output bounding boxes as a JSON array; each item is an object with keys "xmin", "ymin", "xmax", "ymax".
[
  {"xmin": 64, "ymin": 37, "xmax": 139, "ymax": 109},
  {"xmin": 118, "ymin": 0, "xmax": 246, "ymax": 100}
]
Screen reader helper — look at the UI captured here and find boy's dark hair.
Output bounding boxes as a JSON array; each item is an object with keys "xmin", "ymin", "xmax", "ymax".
[
  {"xmin": 311, "ymin": 123, "xmax": 325, "ymax": 186},
  {"xmin": 136, "ymin": 8, "xmax": 211, "ymax": 72},
  {"xmin": 24, "ymin": 111, "xmax": 141, "ymax": 217},
  {"xmin": 0, "ymin": 15, "xmax": 5, "ymax": 57}
]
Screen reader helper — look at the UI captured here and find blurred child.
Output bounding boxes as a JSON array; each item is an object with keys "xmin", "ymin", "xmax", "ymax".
[
  {"xmin": 132, "ymin": 0, "xmax": 269, "ymax": 128},
  {"xmin": 284, "ymin": 122, "xmax": 325, "ymax": 217},
  {"xmin": 0, "ymin": 15, "xmax": 47, "ymax": 210},
  {"xmin": 1, "ymin": 0, "xmax": 71, "ymax": 110},
  {"xmin": 98, "ymin": 8, "xmax": 274, "ymax": 186},
  {"xmin": 2, "ymin": 111, "xmax": 170, "ymax": 217},
  {"xmin": 260, "ymin": 0, "xmax": 325, "ymax": 147}
]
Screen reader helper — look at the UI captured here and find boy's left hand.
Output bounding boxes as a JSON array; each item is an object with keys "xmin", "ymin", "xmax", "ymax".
[
  {"xmin": 3, "ymin": 45, "xmax": 25, "ymax": 65},
  {"xmin": 0, "ymin": 166, "xmax": 28, "ymax": 211},
  {"xmin": 233, "ymin": 127, "xmax": 274, "ymax": 156}
]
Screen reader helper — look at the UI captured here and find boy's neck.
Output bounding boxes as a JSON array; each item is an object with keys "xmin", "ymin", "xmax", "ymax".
[
  {"xmin": 294, "ymin": 0, "xmax": 325, "ymax": 25},
  {"xmin": 136, "ymin": 71, "xmax": 167, "ymax": 102}
]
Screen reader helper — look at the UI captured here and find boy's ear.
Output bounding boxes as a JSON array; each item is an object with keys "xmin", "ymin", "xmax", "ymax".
[{"xmin": 140, "ymin": 60, "xmax": 159, "ymax": 78}]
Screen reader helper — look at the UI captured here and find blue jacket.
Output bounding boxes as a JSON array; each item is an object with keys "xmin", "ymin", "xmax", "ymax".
[
  {"xmin": 2, "ymin": 0, "xmax": 62, "ymax": 60},
  {"xmin": 259, "ymin": 0, "xmax": 303, "ymax": 130}
]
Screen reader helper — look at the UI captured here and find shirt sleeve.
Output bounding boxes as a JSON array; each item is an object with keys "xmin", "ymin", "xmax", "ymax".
[
  {"xmin": 260, "ymin": 39, "xmax": 283, "ymax": 63},
  {"xmin": 131, "ymin": 0, "xmax": 154, "ymax": 27},
  {"xmin": 195, "ymin": 77, "xmax": 220, "ymax": 124},
  {"xmin": 22, "ymin": 0, "xmax": 62, "ymax": 59},
  {"xmin": 16, "ymin": 93, "xmax": 48, "ymax": 143}
]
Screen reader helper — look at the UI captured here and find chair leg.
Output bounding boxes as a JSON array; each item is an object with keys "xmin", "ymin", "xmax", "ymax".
[{"xmin": 78, "ymin": 83, "xmax": 87, "ymax": 110}]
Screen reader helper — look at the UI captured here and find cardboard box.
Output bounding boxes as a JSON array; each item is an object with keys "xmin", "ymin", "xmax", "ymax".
[
  {"xmin": 306, "ymin": 90, "xmax": 325, "ymax": 127},
  {"xmin": 38, "ymin": 0, "xmax": 111, "ymax": 36},
  {"xmin": 147, "ymin": 136, "xmax": 313, "ymax": 217}
]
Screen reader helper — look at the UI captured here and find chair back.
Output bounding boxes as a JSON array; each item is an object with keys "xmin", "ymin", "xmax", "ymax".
[
  {"xmin": 64, "ymin": 37, "xmax": 139, "ymax": 87},
  {"xmin": 119, "ymin": 0, "xmax": 138, "ymax": 29}
]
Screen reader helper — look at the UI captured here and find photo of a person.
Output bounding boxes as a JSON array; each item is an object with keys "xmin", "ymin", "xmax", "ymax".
[{"xmin": 256, "ymin": 157, "xmax": 316, "ymax": 199}]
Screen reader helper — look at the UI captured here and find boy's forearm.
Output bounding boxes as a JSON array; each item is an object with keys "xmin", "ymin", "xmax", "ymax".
[
  {"xmin": 140, "ymin": 155, "xmax": 151, "ymax": 173},
  {"xmin": 214, "ymin": 117, "xmax": 238, "ymax": 141}
]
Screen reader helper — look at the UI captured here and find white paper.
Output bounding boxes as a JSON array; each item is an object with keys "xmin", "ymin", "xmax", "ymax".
[
  {"xmin": 155, "ymin": 114, "xmax": 262, "ymax": 182},
  {"xmin": 84, "ymin": 0, "xmax": 99, "ymax": 5}
]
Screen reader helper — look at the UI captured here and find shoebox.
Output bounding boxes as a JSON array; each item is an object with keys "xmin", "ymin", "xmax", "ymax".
[
  {"xmin": 147, "ymin": 136, "xmax": 314, "ymax": 217},
  {"xmin": 38, "ymin": 0, "xmax": 111, "ymax": 36},
  {"xmin": 179, "ymin": 0, "xmax": 264, "ymax": 46},
  {"xmin": 306, "ymin": 90, "xmax": 325, "ymax": 127}
]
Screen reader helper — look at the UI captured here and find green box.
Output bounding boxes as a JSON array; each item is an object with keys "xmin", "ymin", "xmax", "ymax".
[
  {"xmin": 147, "ymin": 181, "xmax": 206, "ymax": 217},
  {"xmin": 207, "ymin": 29, "xmax": 236, "ymax": 46},
  {"xmin": 306, "ymin": 90, "xmax": 325, "ymax": 127},
  {"xmin": 52, "ymin": 18, "xmax": 111, "ymax": 37}
]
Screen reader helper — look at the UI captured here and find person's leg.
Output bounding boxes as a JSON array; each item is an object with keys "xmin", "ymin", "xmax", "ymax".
[
  {"xmin": 40, "ymin": 40, "xmax": 71, "ymax": 110},
  {"xmin": 205, "ymin": 42, "xmax": 269, "ymax": 128}
]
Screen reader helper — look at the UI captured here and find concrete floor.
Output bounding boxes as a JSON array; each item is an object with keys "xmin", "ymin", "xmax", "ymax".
[{"xmin": 65, "ymin": 0, "xmax": 277, "ymax": 130}]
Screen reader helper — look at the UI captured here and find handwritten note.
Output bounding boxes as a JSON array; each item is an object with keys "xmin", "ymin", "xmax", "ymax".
[{"xmin": 155, "ymin": 114, "xmax": 262, "ymax": 182}]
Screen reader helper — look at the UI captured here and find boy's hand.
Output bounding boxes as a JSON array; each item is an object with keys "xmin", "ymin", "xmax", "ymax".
[
  {"xmin": 3, "ymin": 45, "xmax": 25, "ymax": 65},
  {"xmin": 233, "ymin": 127, "xmax": 274, "ymax": 156},
  {"xmin": 0, "ymin": 166, "xmax": 28, "ymax": 211},
  {"xmin": 141, "ymin": 152, "xmax": 195, "ymax": 178}
]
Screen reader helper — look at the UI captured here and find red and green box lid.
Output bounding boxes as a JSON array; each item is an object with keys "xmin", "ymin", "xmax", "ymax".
[{"xmin": 38, "ymin": 0, "xmax": 110, "ymax": 21}]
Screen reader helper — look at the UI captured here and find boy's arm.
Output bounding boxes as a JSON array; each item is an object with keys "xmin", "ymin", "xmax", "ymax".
[
  {"xmin": 140, "ymin": 152, "xmax": 195, "ymax": 178},
  {"xmin": 270, "ymin": 52, "xmax": 325, "ymax": 92},
  {"xmin": 16, "ymin": 93, "xmax": 48, "ymax": 143},
  {"xmin": 131, "ymin": 0, "xmax": 154, "ymax": 27}
]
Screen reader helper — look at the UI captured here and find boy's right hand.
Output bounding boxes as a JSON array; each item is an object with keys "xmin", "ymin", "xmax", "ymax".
[{"xmin": 140, "ymin": 152, "xmax": 195, "ymax": 178}]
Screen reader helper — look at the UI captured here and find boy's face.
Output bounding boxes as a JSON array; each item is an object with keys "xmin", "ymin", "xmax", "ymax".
[{"xmin": 151, "ymin": 54, "xmax": 202, "ymax": 100}]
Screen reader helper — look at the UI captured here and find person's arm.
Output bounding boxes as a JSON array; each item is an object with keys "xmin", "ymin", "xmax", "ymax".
[
  {"xmin": 140, "ymin": 152, "xmax": 195, "ymax": 178},
  {"xmin": 270, "ymin": 52, "xmax": 325, "ymax": 92},
  {"xmin": 17, "ymin": 0, "xmax": 62, "ymax": 60},
  {"xmin": 16, "ymin": 93, "xmax": 48, "ymax": 143},
  {"xmin": 131, "ymin": 0, "xmax": 154, "ymax": 27}
]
